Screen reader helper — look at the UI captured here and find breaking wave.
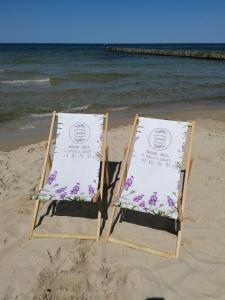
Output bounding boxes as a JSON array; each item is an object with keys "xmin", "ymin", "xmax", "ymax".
[{"xmin": 0, "ymin": 78, "xmax": 50, "ymax": 85}]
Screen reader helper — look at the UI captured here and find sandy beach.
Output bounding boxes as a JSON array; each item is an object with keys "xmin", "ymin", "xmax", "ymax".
[{"xmin": 0, "ymin": 110, "xmax": 225, "ymax": 299}]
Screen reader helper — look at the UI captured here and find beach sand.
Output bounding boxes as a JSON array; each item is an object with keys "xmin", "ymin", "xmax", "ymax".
[{"xmin": 0, "ymin": 111, "xmax": 225, "ymax": 299}]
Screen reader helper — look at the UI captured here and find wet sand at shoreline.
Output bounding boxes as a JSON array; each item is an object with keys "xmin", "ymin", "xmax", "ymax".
[{"xmin": 1, "ymin": 104, "xmax": 225, "ymax": 151}]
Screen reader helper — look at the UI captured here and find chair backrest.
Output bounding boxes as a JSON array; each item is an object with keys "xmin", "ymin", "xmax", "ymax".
[
  {"xmin": 39, "ymin": 113, "xmax": 104, "ymax": 201},
  {"xmin": 119, "ymin": 117, "xmax": 189, "ymax": 219}
]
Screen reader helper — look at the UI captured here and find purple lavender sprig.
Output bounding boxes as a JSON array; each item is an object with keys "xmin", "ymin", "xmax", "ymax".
[
  {"xmin": 60, "ymin": 192, "xmax": 67, "ymax": 199},
  {"xmin": 56, "ymin": 186, "xmax": 67, "ymax": 194},
  {"xmin": 124, "ymin": 176, "xmax": 134, "ymax": 191},
  {"xmin": 167, "ymin": 196, "xmax": 175, "ymax": 208},
  {"xmin": 88, "ymin": 185, "xmax": 95, "ymax": 195},
  {"xmin": 133, "ymin": 194, "xmax": 144, "ymax": 202},
  {"xmin": 70, "ymin": 183, "xmax": 80, "ymax": 195},
  {"xmin": 139, "ymin": 201, "xmax": 146, "ymax": 208},
  {"xmin": 47, "ymin": 171, "xmax": 57, "ymax": 185},
  {"xmin": 148, "ymin": 192, "xmax": 158, "ymax": 206}
]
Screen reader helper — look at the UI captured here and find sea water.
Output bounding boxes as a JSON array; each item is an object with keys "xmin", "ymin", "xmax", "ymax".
[{"xmin": 0, "ymin": 43, "xmax": 225, "ymax": 145}]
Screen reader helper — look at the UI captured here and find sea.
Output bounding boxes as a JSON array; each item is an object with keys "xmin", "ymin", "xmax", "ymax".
[{"xmin": 0, "ymin": 43, "xmax": 225, "ymax": 149}]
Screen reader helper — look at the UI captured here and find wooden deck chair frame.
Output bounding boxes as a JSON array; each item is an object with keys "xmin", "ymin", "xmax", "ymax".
[
  {"xmin": 105, "ymin": 115, "xmax": 195, "ymax": 259},
  {"xmin": 29, "ymin": 111, "xmax": 109, "ymax": 242}
]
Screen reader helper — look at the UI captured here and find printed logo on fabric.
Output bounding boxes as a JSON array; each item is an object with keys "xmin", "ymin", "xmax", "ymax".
[
  {"xmin": 69, "ymin": 122, "xmax": 91, "ymax": 144},
  {"xmin": 148, "ymin": 128, "xmax": 172, "ymax": 151}
]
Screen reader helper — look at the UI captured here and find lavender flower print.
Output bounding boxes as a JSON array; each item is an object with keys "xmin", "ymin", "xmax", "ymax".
[
  {"xmin": 56, "ymin": 186, "xmax": 67, "ymax": 194},
  {"xmin": 60, "ymin": 192, "xmax": 67, "ymax": 199},
  {"xmin": 124, "ymin": 176, "xmax": 134, "ymax": 191},
  {"xmin": 133, "ymin": 194, "xmax": 144, "ymax": 202},
  {"xmin": 148, "ymin": 192, "xmax": 158, "ymax": 206},
  {"xmin": 47, "ymin": 171, "xmax": 57, "ymax": 185},
  {"xmin": 182, "ymin": 143, "xmax": 185, "ymax": 152},
  {"xmin": 139, "ymin": 201, "xmax": 145, "ymax": 208},
  {"xmin": 167, "ymin": 196, "xmax": 175, "ymax": 208},
  {"xmin": 88, "ymin": 185, "xmax": 95, "ymax": 195},
  {"xmin": 70, "ymin": 182, "xmax": 80, "ymax": 195}
]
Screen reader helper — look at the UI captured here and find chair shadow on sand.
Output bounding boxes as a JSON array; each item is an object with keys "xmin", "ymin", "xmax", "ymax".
[
  {"xmin": 111, "ymin": 208, "xmax": 177, "ymax": 236},
  {"xmin": 34, "ymin": 161, "xmax": 122, "ymax": 235}
]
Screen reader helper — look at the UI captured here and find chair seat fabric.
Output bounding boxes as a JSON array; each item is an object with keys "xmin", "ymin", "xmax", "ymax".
[
  {"xmin": 37, "ymin": 113, "xmax": 104, "ymax": 202},
  {"xmin": 116, "ymin": 117, "xmax": 188, "ymax": 220}
]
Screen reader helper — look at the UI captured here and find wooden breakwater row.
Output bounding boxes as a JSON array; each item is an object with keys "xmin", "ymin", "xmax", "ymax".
[{"xmin": 105, "ymin": 47, "xmax": 225, "ymax": 60}]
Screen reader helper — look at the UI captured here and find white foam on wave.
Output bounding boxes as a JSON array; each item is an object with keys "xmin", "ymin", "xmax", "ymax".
[
  {"xmin": 31, "ymin": 113, "xmax": 53, "ymax": 118},
  {"xmin": 19, "ymin": 124, "xmax": 35, "ymax": 130},
  {"xmin": 69, "ymin": 104, "xmax": 90, "ymax": 112},
  {"xmin": 31, "ymin": 105, "xmax": 89, "ymax": 119},
  {"xmin": 109, "ymin": 106, "xmax": 129, "ymax": 111},
  {"xmin": 0, "ymin": 78, "xmax": 50, "ymax": 85}
]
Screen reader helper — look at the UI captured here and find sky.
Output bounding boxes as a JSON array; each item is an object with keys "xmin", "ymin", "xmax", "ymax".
[{"xmin": 0, "ymin": 0, "xmax": 225, "ymax": 43}]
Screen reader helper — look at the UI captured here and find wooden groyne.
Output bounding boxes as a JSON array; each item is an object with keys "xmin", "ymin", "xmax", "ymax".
[{"xmin": 105, "ymin": 47, "xmax": 225, "ymax": 60}]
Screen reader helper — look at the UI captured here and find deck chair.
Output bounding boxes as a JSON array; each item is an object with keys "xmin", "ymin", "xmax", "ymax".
[
  {"xmin": 106, "ymin": 115, "xmax": 195, "ymax": 258},
  {"xmin": 29, "ymin": 111, "xmax": 109, "ymax": 242}
]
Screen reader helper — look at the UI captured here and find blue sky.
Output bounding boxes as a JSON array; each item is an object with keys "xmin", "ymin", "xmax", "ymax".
[{"xmin": 0, "ymin": 0, "xmax": 225, "ymax": 43}]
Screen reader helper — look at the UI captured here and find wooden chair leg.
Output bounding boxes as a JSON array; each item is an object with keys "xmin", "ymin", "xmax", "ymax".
[
  {"xmin": 45, "ymin": 142, "xmax": 52, "ymax": 170},
  {"xmin": 188, "ymin": 157, "xmax": 193, "ymax": 180},
  {"xmin": 48, "ymin": 153, "xmax": 52, "ymax": 170},
  {"xmin": 29, "ymin": 112, "xmax": 56, "ymax": 240},
  {"xmin": 96, "ymin": 201, "xmax": 102, "ymax": 242},
  {"xmin": 105, "ymin": 205, "xmax": 117, "ymax": 242},
  {"xmin": 175, "ymin": 221, "xmax": 183, "ymax": 259},
  {"xmin": 124, "ymin": 146, "xmax": 128, "ymax": 180},
  {"xmin": 29, "ymin": 200, "xmax": 40, "ymax": 239},
  {"xmin": 105, "ymin": 146, "xmax": 109, "ymax": 186}
]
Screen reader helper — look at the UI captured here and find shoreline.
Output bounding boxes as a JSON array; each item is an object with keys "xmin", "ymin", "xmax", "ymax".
[{"xmin": 1, "ymin": 104, "xmax": 225, "ymax": 152}]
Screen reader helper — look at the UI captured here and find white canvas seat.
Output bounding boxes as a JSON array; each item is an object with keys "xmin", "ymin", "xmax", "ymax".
[
  {"xmin": 106, "ymin": 115, "xmax": 195, "ymax": 259},
  {"xmin": 37, "ymin": 113, "xmax": 104, "ymax": 202},
  {"xmin": 29, "ymin": 111, "xmax": 108, "ymax": 241},
  {"xmin": 115, "ymin": 117, "xmax": 188, "ymax": 219}
]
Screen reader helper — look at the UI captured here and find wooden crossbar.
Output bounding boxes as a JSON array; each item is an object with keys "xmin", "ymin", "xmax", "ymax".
[
  {"xmin": 32, "ymin": 232, "xmax": 96, "ymax": 240},
  {"xmin": 108, "ymin": 236, "xmax": 175, "ymax": 259},
  {"xmin": 29, "ymin": 112, "xmax": 108, "ymax": 242}
]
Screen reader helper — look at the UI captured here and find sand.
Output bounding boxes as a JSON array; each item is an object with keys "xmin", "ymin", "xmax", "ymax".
[{"xmin": 0, "ymin": 115, "xmax": 225, "ymax": 299}]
